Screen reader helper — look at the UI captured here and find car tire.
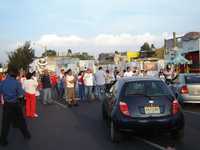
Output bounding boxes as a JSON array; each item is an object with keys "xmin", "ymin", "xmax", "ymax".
[
  {"xmin": 171, "ymin": 129, "xmax": 184, "ymax": 140},
  {"xmin": 110, "ymin": 121, "xmax": 121, "ymax": 143}
]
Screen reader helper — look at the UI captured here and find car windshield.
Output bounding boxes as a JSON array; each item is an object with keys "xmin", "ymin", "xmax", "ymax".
[
  {"xmin": 124, "ymin": 81, "xmax": 171, "ymax": 97},
  {"xmin": 185, "ymin": 75, "xmax": 200, "ymax": 84}
]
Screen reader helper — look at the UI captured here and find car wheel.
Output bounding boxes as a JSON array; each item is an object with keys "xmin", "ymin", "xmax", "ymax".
[
  {"xmin": 171, "ymin": 129, "xmax": 184, "ymax": 140},
  {"xmin": 110, "ymin": 121, "xmax": 121, "ymax": 143}
]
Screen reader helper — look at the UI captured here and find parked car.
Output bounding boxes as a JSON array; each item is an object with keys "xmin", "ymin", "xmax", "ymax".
[
  {"xmin": 173, "ymin": 73, "xmax": 200, "ymax": 103},
  {"xmin": 102, "ymin": 77, "xmax": 185, "ymax": 142}
]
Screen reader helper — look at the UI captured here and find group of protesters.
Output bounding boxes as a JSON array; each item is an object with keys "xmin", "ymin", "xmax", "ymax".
[
  {"xmin": 0, "ymin": 64, "xmax": 179, "ymax": 146},
  {"xmin": 48, "ymin": 65, "xmax": 178, "ymax": 107}
]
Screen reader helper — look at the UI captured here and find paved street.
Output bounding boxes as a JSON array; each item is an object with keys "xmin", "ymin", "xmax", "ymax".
[{"xmin": 0, "ymin": 101, "xmax": 200, "ymax": 150}]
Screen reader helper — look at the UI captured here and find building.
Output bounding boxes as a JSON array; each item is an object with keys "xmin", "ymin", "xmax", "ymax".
[
  {"xmin": 98, "ymin": 52, "xmax": 127, "ymax": 65},
  {"xmin": 127, "ymin": 52, "xmax": 140, "ymax": 62},
  {"xmin": 98, "ymin": 53, "xmax": 115, "ymax": 65},
  {"xmin": 165, "ymin": 32, "xmax": 200, "ymax": 73},
  {"xmin": 181, "ymin": 32, "xmax": 200, "ymax": 73}
]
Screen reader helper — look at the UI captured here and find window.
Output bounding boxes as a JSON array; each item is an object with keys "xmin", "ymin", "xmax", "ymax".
[
  {"xmin": 124, "ymin": 81, "xmax": 171, "ymax": 97},
  {"xmin": 185, "ymin": 75, "xmax": 200, "ymax": 84}
]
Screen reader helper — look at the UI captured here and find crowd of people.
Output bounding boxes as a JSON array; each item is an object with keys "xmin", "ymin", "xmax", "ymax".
[{"xmin": 0, "ymin": 64, "xmax": 178, "ymax": 146}]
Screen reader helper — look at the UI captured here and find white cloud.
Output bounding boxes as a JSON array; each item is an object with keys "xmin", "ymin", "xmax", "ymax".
[
  {"xmin": 0, "ymin": 32, "xmax": 176, "ymax": 62},
  {"xmin": 34, "ymin": 33, "xmax": 165, "ymax": 55}
]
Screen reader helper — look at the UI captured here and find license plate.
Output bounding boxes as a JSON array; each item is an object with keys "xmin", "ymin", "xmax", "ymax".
[{"xmin": 144, "ymin": 106, "xmax": 160, "ymax": 114}]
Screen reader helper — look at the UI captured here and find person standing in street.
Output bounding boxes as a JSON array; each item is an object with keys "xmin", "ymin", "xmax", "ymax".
[
  {"xmin": 105, "ymin": 69, "xmax": 114, "ymax": 92},
  {"xmin": 50, "ymin": 71, "xmax": 59, "ymax": 101},
  {"xmin": 78, "ymin": 71, "xmax": 85, "ymax": 102},
  {"xmin": 124, "ymin": 66, "xmax": 133, "ymax": 77},
  {"xmin": 58, "ymin": 69, "xmax": 65, "ymax": 100},
  {"xmin": 23, "ymin": 72, "xmax": 38, "ymax": 118},
  {"xmin": 83, "ymin": 68, "xmax": 94, "ymax": 101},
  {"xmin": 65, "ymin": 69, "xmax": 77, "ymax": 107},
  {"xmin": 95, "ymin": 66, "xmax": 106, "ymax": 101},
  {"xmin": 0, "ymin": 67, "xmax": 31, "ymax": 147},
  {"xmin": 41, "ymin": 70, "xmax": 53, "ymax": 104}
]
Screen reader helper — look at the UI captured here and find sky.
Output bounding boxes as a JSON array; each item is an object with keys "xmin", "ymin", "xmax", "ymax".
[{"xmin": 1, "ymin": 0, "xmax": 200, "ymax": 62}]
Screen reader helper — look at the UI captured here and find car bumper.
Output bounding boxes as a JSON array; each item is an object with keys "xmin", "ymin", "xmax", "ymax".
[
  {"xmin": 181, "ymin": 94, "xmax": 200, "ymax": 103},
  {"xmin": 114, "ymin": 113, "xmax": 184, "ymax": 132}
]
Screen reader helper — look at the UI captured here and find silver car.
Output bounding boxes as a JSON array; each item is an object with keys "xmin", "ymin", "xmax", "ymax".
[{"xmin": 174, "ymin": 73, "xmax": 200, "ymax": 103}]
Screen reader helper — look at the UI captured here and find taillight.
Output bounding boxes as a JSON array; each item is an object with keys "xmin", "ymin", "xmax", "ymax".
[
  {"xmin": 172, "ymin": 100, "xmax": 180, "ymax": 115},
  {"xmin": 180, "ymin": 85, "xmax": 189, "ymax": 94},
  {"xmin": 119, "ymin": 101, "xmax": 130, "ymax": 116}
]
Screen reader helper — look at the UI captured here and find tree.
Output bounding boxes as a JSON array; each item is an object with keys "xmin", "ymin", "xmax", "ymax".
[
  {"xmin": 7, "ymin": 41, "xmax": 35, "ymax": 71},
  {"xmin": 151, "ymin": 44, "xmax": 156, "ymax": 50},
  {"xmin": 42, "ymin": 50, "xmax": 57, "ymax": 57},
  {"xmin": 152, "ymin": 47, "xmax": 165, "ymax": 59},
  {"xmin": 67, "ymin": 49, "xmax": 72, "ymax": 56},
  {"xmin": 140, "ymin": 42, "xmax": 151, "ymax": 51},
  {"xmin": 71, "ymin": 52, "xmax": 94, "ymax": 60},
  {"xmin": 140, "ymin": 42, "xmax": 155, "ymax": 58},
  {"xmin": 115, "ymin": 51, "xmax": 119, "ymax": 54}
]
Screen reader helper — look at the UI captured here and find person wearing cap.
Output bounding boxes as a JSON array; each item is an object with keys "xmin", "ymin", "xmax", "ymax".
[{"xmin": 0, "ymin": 67, "xmax": 31, "ymax": 147}]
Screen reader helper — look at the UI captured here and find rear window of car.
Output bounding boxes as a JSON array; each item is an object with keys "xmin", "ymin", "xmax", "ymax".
[
  {"xmin": 124, "ymin": 81, "xmax": 171, "ymax": 97},
  {"xmin": 185, "ymin": 75, "xmax": 200, "ymax": 84}
]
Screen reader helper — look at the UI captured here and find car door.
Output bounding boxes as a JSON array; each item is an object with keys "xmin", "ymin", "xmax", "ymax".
[{"xmin": 105, "ymin": 82, "xmax": 118, "ymax": 117}]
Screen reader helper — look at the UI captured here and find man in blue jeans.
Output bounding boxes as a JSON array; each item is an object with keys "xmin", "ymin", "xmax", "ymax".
[
  {"xmin": 95, "ymin": 67, "xmax": 106, "ymax": 101},
  {"xmin": 83, "ymin": 68, "xmax": 94, "ymax": 101},
  {"xmin": 41, "ymin": 70, "xmax": 53, "ymax": 104}
]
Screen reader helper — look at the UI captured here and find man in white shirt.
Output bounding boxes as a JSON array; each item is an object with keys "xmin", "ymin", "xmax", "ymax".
[
  {"xmin": 124, "ymin": 67, "xmax": 133, "ymax": 77},
  {"xmin": 83, "ymin": 68, "xmax": 94, "ymax": 101},
  {"xmin": 65, "ymin": 69, "xmax": 77, "ymax": 107},
  {"xmin": 95, "ymin": 67, "xmax": 106, "ymax": 101}
]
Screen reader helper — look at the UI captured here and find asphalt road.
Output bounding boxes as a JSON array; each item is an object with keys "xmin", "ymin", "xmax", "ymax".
[{"xmin": 0, "ymin": 101, "xmax": 200, "ymax": 150}]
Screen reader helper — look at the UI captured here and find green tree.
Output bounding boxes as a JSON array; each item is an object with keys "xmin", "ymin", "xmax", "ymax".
[
  {"xmin": 67, "ymin": 49, "xmax": 72, "ymax": 56},
  {"xmin": 7, "ymin": 41, "xmax": 35, "ymax": 71},
  {"xmin": 42, "ymin": 50, "xmax": 57, "ymax": 57},
  {"xmin": 71, "ymin": 52, "xmax": 94, "ymax": 60},
  {"xmin": 140, "ymin": 42, "xmax": 155, "ymax": 58},
  {"xmin": 115, "ymin": 51, "xmax": 119, "ymax": 54},
  {"xmin": 151, "ymin": 44, "xmax": 156, "ymax": 50},
  {"xmin": 140, "ymin": 42, "xmax": 151, "ymax": 51}
]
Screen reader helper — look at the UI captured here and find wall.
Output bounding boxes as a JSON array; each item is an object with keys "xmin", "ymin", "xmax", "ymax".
[{"xmin": 182, "ymin": 39, "xmax": 200, "ymax": 53}]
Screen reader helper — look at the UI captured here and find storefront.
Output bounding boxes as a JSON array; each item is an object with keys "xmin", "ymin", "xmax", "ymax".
[{"xmin": 185, "ymin": 51, "xmax": 200, "ymax": 73}]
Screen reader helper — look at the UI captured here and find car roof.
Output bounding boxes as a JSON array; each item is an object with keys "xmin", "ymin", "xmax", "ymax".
[
  {"xmin": 118, "ymin": 77, "xmax": 162, "ymax": 83},
  {"xmin": 179, "ymin": 73, "xmax": 200, "ymax": 76}
]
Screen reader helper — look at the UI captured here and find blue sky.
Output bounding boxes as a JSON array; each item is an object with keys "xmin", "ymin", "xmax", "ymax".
[{"xmin": 1, "ymin": 0, "xmax": 200, "ymax": 61}]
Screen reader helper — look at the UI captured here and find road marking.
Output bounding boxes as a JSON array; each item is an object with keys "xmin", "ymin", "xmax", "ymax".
[
  {"xmin": 54, "ymin": 101, "xmax": 67, "ymax": 108},
  {"xmin": 184, "ymin": 110, "xmax": 200, "ymax": 116},
  {"xmin": 134, "ymin": 136, "xmax": 166, "ymax": 150}
]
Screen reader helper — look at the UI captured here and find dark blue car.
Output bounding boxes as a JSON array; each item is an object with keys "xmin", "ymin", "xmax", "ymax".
[{"xmin": 102, "ymin": 77, "xmax": 185, "ymax": 142}]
